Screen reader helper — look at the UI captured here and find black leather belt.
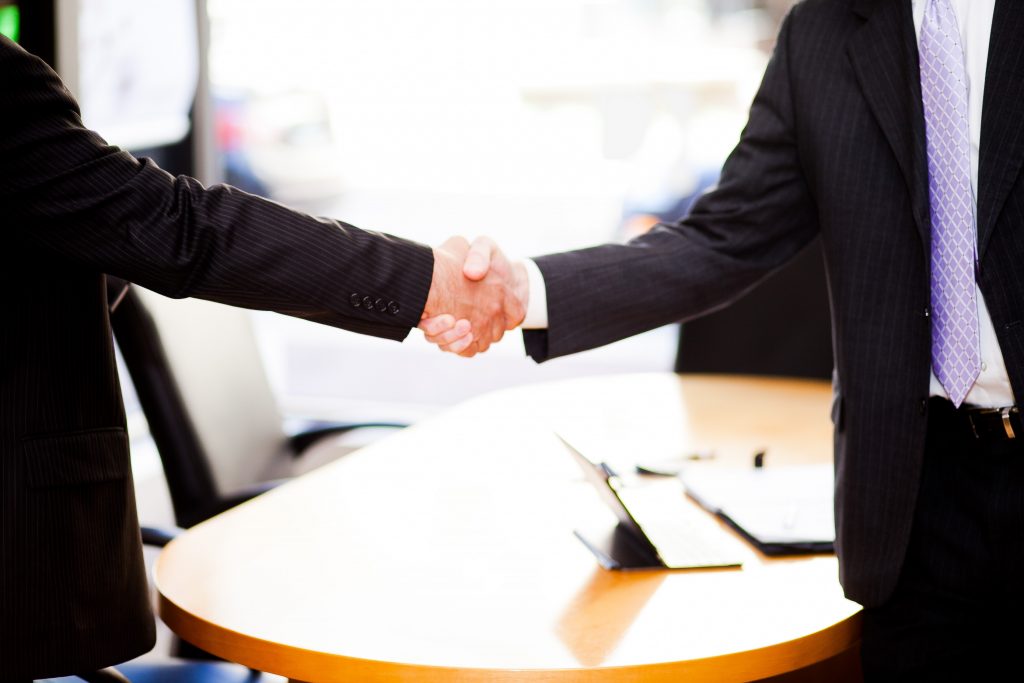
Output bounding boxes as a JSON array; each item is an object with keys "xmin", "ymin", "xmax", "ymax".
[{"xmin": 930, "ymin": 397, "xmax": 1023, "ymax": 441}]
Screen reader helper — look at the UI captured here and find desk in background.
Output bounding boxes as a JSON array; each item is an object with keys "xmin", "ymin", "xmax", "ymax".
[{"xmin": 155, "ymin": 374, "xmax": 861, "ymax": 682}]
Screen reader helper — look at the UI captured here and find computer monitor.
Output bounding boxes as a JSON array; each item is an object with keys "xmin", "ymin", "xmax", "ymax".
[
  {"xmin": 75, "ymin": 0, "xmax": 198, "ymax": 150},
  {"xmin": 0, "ymin": 3, "xmax": 20, "ymax": 43}
]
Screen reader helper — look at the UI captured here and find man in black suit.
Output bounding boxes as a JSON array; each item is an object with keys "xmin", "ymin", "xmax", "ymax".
[
  {"xmin": 423, "ymin": 0, "xmax": 1024, "ymax": 678},
  {"xmin": 0, "ymin": 36, "xmax": 523, "ymax": 678}
]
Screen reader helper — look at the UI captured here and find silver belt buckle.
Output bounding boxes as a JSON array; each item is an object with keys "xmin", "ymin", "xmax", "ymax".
[
  {"xmin": 967, "ymin": 407, "xmax": 1018, "ymax": 439},
  {"xmin": 1001, "ymin": 407, "xmax": 1017, "ymax": 439}
]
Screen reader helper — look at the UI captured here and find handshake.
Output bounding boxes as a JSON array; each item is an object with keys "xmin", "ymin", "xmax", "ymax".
[{"xmin": 420, "ymin": 236, "xmax": 528, "ymax": 357}]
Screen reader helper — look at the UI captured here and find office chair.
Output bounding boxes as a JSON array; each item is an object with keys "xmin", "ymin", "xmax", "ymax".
[
  {"xmin": 674, "ymin": 238, "xmax": 833, "ymax": 380},
  {"xmin": 107, "ymin": 278, "xmax": 405, "ymax": 529},
  {"xmin": 35, "ymin": 658, "xmax": 257, "ymax": 683},
  {"xmin": 74, "ymin": 666, "xmax": 257, "ymax": 683}
]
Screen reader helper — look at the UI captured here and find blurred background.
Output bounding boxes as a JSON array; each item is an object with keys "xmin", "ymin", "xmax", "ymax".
[
  {"xmin": 203, "ymin": 0, "xmax": 794, "ymax": 424},
  {"xmin": 4, "ymin": 0, "xmax": 797, "ymax": 527},
  {"xmin": 5, "ymin": 0, "xmax": 800, "ymax": 664},
  {"xmin": 5, "ymin": 0, "xmax": 798, "ymax": 520}
]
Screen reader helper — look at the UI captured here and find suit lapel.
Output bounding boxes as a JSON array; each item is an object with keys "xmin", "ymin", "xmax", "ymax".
[
  {"xmin": 847, "ymin": 0, "xmax": 930, "ymax": 250},
  {"xmin": 977, "ymin": 0, "xmax": 1024, "ymax": 260}
]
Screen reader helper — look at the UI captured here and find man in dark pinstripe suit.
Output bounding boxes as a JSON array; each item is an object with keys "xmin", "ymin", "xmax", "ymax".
[
  {"xmin": 424, "ymin": 0, "xmax": 1024, "ymax": 678},
  {"xmin": 0, "ymin": 36, "xmax": 522, "ymax": 677}
]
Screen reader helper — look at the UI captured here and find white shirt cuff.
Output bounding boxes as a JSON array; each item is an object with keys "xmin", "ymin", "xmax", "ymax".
[{"xmin": 520, "ymin": 258, "xmax": 549, "ymax": 329}]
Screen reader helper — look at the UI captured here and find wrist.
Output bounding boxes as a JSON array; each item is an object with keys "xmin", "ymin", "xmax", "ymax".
[{"xmin": 511, "ymin": 260, "xmax": 529, "ymax": 326}]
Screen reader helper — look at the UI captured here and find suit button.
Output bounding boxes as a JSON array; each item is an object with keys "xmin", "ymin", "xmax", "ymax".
[
  {"xmin": 363, "ymin": 296, "xmax": 374, "ymax": 310},
  {"xmin": 388, "ymin": 301, "xmax": 400, "ymax": 315},
  {"xmin": 375, "ymin": 298, "xmax": 388, "ymax": 312},
  {"xmin": 920, "ymin": 398, "xmax": 928, "ymax": 416},
  {"xmin": 350, "ymin": 293, "xmax": 362, "ymax": 307}
]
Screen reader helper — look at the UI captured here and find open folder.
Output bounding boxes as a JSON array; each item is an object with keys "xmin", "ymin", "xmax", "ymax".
[{"xmin": 678, "ymin": 463, "xmax": 835, "ymax": 555}]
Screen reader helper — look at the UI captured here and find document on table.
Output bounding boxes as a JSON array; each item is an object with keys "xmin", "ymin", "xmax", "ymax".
[{"xmin": 678, "ymin": 463, "xmax": 835, "ymax": 554}]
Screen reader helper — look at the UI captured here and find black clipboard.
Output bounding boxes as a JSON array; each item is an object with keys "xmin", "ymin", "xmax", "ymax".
[{"xmin": 679, "ymin": 464, "xmax": 835, "ymax": 555}]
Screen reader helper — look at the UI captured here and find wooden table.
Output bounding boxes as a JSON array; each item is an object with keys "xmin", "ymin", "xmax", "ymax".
[{"xmin": 155, "ymin": 373, "xmax": 861, "ymax": 682}]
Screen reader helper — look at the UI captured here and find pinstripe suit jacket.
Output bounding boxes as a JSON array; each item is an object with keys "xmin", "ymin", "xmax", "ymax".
[
  {"xmin": 525, "ymin": 0, "xmax": 1024, "ymax": 608},
  {"xmin": 0, "ymin": 38, "xmax": 434, "ymax": 676}
]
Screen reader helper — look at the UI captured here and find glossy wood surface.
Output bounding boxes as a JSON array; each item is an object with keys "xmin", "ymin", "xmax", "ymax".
[{"xmin": 155, "ymin": 373, "xmax": 861, "ymax": 682}]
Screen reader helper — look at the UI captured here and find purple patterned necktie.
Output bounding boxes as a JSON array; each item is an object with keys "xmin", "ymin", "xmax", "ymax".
[{"xmin": 920, "ymin": 0, "xmax": 979, "ymax": 407}]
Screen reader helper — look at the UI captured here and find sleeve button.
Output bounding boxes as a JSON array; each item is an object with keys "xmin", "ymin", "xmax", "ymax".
[
  {"xmin": 375, "ymin": 298, "xmax": 388, "ymax": 312},
  {"xmin": 388, "ymin": 301, "xmax": 400, "ymax": 316},
  {"xmin": 350, "ymin": 293, "xmax": 362, "ymax": 307},
  {"xmin": 362, "ymin": 296, "xmax": 374, "ymax": 310}
]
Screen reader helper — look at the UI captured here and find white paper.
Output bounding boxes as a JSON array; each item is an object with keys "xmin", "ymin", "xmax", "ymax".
[{"xmin": 680, "ymin": 463, "xmax": 835, "ymax": 544}]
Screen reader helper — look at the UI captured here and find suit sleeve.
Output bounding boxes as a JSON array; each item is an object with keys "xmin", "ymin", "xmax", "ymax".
[
  {"xmin": 0, "ymin": 37, "xmax": 434, "ymax": 341},
  {"xmin": 523, "ymin": 8, "xmax": 818, "ymax": 362}
]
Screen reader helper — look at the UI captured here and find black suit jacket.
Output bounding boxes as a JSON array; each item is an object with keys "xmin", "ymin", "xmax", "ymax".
[
  {"xmin": 525, "ymin": 0, "xmax": 1024, "ymax": 608},
  {"xmin": 0, "ymin": 38, "xmax": 434, "ymax": 676}
]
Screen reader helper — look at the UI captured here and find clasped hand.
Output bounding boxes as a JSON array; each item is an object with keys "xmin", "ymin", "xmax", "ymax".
[{"xmin": 420, "ymin": 236, "xmax": 527, "ymax": 357}]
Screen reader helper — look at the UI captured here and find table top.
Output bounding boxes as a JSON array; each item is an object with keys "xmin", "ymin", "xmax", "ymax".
[{"xmin": 155, "ymin": 373, "xmax": 861, "ymax": 682}]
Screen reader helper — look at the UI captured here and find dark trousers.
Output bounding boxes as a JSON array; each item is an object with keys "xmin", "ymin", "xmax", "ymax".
[{"xmin": 860, "ymin": 398, "xmax": 1024, "ymax": 681}]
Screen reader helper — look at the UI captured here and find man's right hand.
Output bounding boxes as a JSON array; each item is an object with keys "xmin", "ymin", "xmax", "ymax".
[{"xmin": 420, "ymin": 236, "xmax": 528, "ymax": 357}]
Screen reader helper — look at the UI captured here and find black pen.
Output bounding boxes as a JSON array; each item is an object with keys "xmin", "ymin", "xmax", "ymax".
[{"xmin": 753, "ymin": 450, "xmax": 766, "ymax": 469}]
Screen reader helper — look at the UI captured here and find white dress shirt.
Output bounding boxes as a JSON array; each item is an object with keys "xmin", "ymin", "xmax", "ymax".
[
  {"xmin": 523, "ymin": 0, "xmax": 1014, "ymax": 408},
  {"xmin": 519, "ymin": 258, "xmax": 549, "ymax": 329}
]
